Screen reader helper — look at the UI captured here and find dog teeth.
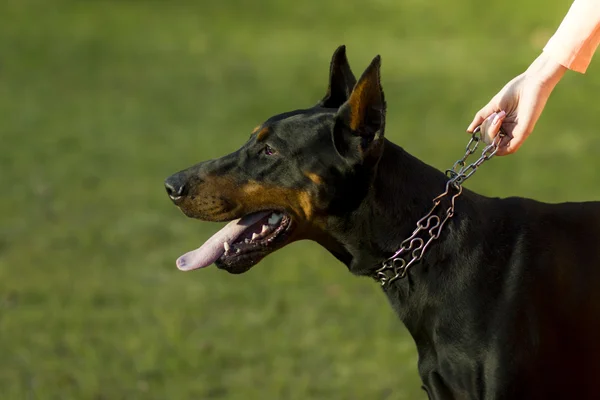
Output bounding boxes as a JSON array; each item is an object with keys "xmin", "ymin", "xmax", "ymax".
[
  {"xmin": 261, "ymin": 225, "xmax": 269, "ymax": 234},
  {"xmin": 245, "ymin": 239, "xmax": 250, "ymax": 244},
  {"xmin": 268, "ymin": 213, "xmax": 283, "ymax": 225},
  {"xmin": 252, "ymin": 233, "xmax": 259, "ymax": 241},
  {"xmin": 223, "ymin": 242, "xmax": 230, "ymax": 252}
]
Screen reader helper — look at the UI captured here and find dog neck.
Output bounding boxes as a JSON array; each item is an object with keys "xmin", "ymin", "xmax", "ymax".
[
  {"xmin": 332, "ymin": 139, "xmax": 483, "ymax": 333},
  {"xmin": 323, "ymin": 137, "xmax": 482, "ymax": 292},
  {"xmin": 335, "ymin": 140, "xmax": 456, "ymax": 270}
]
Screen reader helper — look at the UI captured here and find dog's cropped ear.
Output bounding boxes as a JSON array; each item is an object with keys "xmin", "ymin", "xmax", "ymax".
[
  {"xmin": 333, "ymin": 55, "xmax": 386, "ymax": 164},
  {"xmin": 316, "ymin": 45, "xmax": 357, "ymax": 109}
]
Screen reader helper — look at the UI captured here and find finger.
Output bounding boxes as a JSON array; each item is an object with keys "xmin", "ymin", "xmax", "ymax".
[
  {"xmin": 496, "ymin": 126, "xmax": 526, "ymax": 156},
  {"xmin": 495, "ymin": 89, "xmax": 544, "ymax": 155},
  {"xmin": 496, "ymin": 136, "xmax": 523, "ymax": 156},
  {"xmin": 466, "ymin": 104, "xmax": 496, "ymax": 133},
  {"xmin": 480, "ymin": 110, "xmax": 506, "ymax": 144}
]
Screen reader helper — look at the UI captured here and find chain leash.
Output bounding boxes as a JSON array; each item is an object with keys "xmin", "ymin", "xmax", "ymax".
[{"xmin": 374, "ymin": 127, "xmax": 504, "ymax": 287}]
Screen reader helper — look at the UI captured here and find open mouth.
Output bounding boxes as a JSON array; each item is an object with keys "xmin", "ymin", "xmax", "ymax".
[{"xmin": 177, "ymin": 211, "xmax": 293, "ymax": 274}]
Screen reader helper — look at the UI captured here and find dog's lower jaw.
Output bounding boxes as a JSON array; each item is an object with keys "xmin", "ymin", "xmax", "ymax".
[{"xmin": 215, "ymin": 259, "xmax": 256, "ymax": 274}]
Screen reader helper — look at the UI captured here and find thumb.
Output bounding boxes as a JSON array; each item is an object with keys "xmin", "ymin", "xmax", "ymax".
[
  {"xmin": 480, "ymin": 110, "xmax": 506, "ymax": 144},
  {"xmin": 467, "ymin": 103, "xmax": 497, "ymax": 133}
]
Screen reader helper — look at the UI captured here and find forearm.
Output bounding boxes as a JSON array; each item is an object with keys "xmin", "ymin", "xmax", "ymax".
[
  {"xmin": 543, "ymin": 0, "xmax": 600, "ymax": 73},
  {"xmin": 524, "ymin": 52, "xmax": 567, "ymax": 88}
]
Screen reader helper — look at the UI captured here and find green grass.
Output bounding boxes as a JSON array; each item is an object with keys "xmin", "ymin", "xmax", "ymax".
[{"xmin": 1, "ymin": 0, "xmax": 600, "ymax": 398}]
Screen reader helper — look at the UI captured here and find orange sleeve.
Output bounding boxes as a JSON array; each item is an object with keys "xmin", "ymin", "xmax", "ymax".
[{"xmin": 543, "ymin": 0, "xmax": 600, "ymax": 73}]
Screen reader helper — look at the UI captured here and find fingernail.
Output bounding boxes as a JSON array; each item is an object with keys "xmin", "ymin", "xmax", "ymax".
[
  {"xmin": 492, "ymin": 110, "xmax": 506, "ymax": 125},
  {"xmin": 177, "ymin": 257, "xmax": 188, "ymax": 270}
]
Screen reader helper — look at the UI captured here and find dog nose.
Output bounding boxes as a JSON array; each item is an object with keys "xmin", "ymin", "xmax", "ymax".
[{"xmin": 164, "ymin": 175, "xmax": 187, "ymax": 201}]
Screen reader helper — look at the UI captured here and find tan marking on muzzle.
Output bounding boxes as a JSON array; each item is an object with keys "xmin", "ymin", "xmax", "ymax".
[
  {"xmin": 181, "ymin": 175, "xmax": 325, "ymax": 232},
  {"xmin": 240, "ymin": 181, "xmax": 315, "ymax": 221}
]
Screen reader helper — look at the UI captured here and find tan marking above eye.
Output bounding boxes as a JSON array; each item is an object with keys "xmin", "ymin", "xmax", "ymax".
[
  {"xmin": 251, "ymin": 125, "xmax": 262, "ymax": 135},
  {"xmin": 256, "ymin": 127, "xmax": 270, "ymax": 141}
]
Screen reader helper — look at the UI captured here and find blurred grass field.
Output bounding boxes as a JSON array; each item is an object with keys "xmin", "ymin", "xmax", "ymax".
[{"xmin": 1, "ymin": 0, "xmax": 599, "ymax": 398}]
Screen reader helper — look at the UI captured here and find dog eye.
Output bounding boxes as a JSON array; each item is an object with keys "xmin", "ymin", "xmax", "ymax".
[{"xmin": 263, "ymin": 145, "xmax": 276, "ymax": 156}]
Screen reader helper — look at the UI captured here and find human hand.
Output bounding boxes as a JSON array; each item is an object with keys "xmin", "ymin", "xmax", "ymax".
[{"xmin": 467, "ymin": 53, "xmax": 567, "ymax": 156}]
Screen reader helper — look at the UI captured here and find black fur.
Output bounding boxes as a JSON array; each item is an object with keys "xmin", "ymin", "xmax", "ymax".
[{"xmin": 165, "ymin": 46, "xmax": 600, "ymax": 399}]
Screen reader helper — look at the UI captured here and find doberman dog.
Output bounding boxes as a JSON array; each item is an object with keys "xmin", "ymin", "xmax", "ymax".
[{"xmin": 165, "ymin": 46, "xmax": 600, "ymax": 399}]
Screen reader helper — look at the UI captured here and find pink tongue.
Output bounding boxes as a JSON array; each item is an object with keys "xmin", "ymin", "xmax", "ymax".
[{"xmin": 176, "ymin": 211, "xmax": 271, "ymax": 271}]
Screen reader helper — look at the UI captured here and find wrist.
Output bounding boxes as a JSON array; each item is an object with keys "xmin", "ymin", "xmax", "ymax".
[{"xmin": 525, "ymin": 52, "xmax": 567, "ymax": 87}]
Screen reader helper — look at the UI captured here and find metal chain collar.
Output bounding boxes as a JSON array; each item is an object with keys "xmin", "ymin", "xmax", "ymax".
[{"xmin": 374, "ymin": 127, "xmax": 504, "ymax": 287}]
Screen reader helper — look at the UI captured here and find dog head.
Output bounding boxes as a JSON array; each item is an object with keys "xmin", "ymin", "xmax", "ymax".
[{"xmin": 165, "ymin": 46, "xmax": 387, "ymax": 274}]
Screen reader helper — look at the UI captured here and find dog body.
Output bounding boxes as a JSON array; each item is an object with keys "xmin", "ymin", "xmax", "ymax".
[{"xmin": 165, "ymin": 47, "xmax": 600, "ymax": 399}]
